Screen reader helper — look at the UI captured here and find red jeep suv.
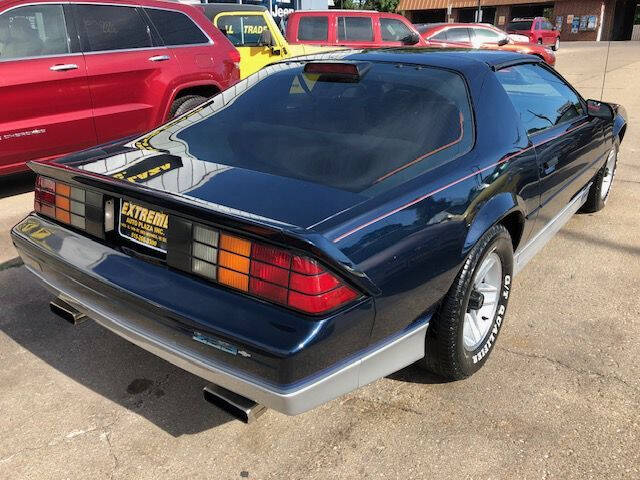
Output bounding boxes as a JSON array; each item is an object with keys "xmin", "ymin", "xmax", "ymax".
[
  {"xmin": 0, "ymin": 0, "xmax": 240, "ymax": 176},
  {"xmin": 506, "ymin": 17, "xmax": 560, "ymax": 51},
  {"xmin": 285, "ymin": 10, "xmax": 424, "ymax": 48}
]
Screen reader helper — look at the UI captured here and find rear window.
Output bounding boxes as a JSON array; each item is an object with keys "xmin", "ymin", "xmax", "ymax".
[
  {"xmin": 146, "ymin": 8, "xmax": 208, "ymax": 46},
  {"xmin": 446, "ymin": 28, "xmax": 471, "ymax": 43},
  {"xmin": 297, "ymin": 16, "xmax": 328, "ymax": 41},
  {"xmin": 337, "ymin": 17, "xmax": 373, "ymax": 42},
  {"xmin": 507, "ymin": 21, "xmax": 533, "ymax": 31},
  {"xmin": 216, "ymin": 14, "xmax": 268, "ymax": 47},
  {"xmin": 76, "ymin": 5, "xmax": 152, "ymax": 52},
  {"xmin": 173, "ymin": 61, "xmax": 473, "ymax": 194}
]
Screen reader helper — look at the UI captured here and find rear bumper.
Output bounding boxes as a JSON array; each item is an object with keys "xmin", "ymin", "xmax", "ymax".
[{"xmin": 12, "ymin": 215, "xmax": 429, "ymax": 415}]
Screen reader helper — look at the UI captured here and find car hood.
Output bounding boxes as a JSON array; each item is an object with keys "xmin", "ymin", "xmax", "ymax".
[{"xmin": 54, "ymin": 141, "xmax": 367, "ymax": 230}]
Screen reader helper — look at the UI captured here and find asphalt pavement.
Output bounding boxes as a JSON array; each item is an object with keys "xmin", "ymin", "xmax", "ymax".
[{"xmin": 0, "ymin": 42, "xmax": 639, "ymax": 479}]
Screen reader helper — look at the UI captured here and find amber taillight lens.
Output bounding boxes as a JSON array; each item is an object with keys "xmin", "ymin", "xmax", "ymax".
[{"xmin": 185, "ymin": 225, "xmax": 359, "ymax": 315}]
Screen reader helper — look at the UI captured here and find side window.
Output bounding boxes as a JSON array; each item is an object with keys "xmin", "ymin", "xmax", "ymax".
[
  {"xmin": 146, "ymin": 8, "xmax": 208, "ymax": 46},
  {"xmin": 76, "ymin": 5, "xmax": 151, "ymax": 52},
  {"xmin": 380, "ymin": 18, "xmax": 413, "ymax": 42},
  {"xmin": 216, "ymin": 14, "xmax": 269, "ymax": 47},
  {"xmin": 534, "ymin": 20, "xmax": 541, "ymax": 30},
  {"xmin": 473, "ymin": 28, "xmax": 504, "ymax": 44},
  {"xmin": 446, "ymin": 28, "xmax": 471, "ymax": 43},
  {"xmin": 337, "ymin": 16, "xmax": 373, "ymax": 42},
  {"xmin": 297, "ymin": 16, "xmax": 328, "ymax": 41},
  {"xmin": 0, "ymin": 5, "xmax": 69, "ymax": 60},
  {"xmin": 430, "ymin": 30, "xmax": 448, "ymax": 41},
  {"xmin": 496, "ymin": 64, "xmax": 585, "ymax": 135}
]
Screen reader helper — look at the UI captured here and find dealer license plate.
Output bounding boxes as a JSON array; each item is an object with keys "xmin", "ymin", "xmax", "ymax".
[{"xmin": 118, "ymin": 200, "xmax": 169, "ymax": 253}]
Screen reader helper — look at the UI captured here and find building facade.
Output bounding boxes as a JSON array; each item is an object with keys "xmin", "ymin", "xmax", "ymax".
[{"xmin": 398, "ymin": 0, "xmax": 638, "ymax": 41}]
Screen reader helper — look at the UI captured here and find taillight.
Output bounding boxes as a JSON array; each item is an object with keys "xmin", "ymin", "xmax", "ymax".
[
  {"xmin": 34, "ymin": 175, "xmax": 103, "ymax": 237},
  {"xmin": 227, "ymin": 48, "xmax": 241, "ymax": 69},
  {"xmin": 187, "ymin": 225, "xmax": 359, "ymax": 315}
]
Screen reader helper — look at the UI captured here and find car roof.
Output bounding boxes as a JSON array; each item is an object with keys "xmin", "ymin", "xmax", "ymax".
[
  {"xmin": 417, "ymin": 22, "xmax": 499, "ymax": 31},
  {"xmin": 294, "ymin": 48, "xmax": 536, "ymax": 72},
  {"xmin": 199, "ymin": 3, "xmax": 267, "ymax": 18},
  {"xmin": 291, "ymin": 9, "xmax": 378, "ymax": 13}
]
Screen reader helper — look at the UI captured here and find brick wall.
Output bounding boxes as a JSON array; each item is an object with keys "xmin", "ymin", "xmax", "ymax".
[{"xmin": 552, "ymin": 0, "xmax": 606, "ymax": 41}]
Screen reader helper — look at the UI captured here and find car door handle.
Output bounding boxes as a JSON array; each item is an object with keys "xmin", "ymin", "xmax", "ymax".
[
  {"xmin": 148, "ymin": 55, "xmax": 170, "ymax": 62},
  {"xmin": 49, "ymin": 64, "xmax": 78, "ymax": 71},
  {"xmin": 543, "ymin": 157, "xmax": 559, "ymax": 174}
]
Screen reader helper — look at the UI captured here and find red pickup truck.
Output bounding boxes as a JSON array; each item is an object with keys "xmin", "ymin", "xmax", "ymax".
[
  {"xmin": 0, "ymin": 0, "xmax": 240, "ymax": 176},
  {"xmin": 285, "ymin": 10, "xmax": 425, "ymax": 48}
]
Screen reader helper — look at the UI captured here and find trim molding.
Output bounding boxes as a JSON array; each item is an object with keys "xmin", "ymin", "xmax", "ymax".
[{"xmin": 513, "ymin": 183, "xmax": 590, "ymax": 275}]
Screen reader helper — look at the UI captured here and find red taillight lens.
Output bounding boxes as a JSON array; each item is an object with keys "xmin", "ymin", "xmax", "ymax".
[
  {"xmin": 227, "ymin": 48, "xmax": 241, "ymax": 67},
  {"xmin": 289, "ymin": 271, "xmax": 339, "ymax": 295},
  {"xmin": 288, "ymin": 286, "xmax": 359, "ymax": 315},
  {"xmin": 189, "ymin": 227, "xmax": 360, "ymax": 315}
]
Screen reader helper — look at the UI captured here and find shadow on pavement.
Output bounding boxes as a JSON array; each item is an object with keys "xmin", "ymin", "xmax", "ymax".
[
  {"xmin": 559, "ymin": 227, "xmax": 640, "ymax": 257},
  {"xmin": 386, "ymin": 362, "xmax": 450, "ymax": 385},
  {"xmin": 0, "ymin": 264, "xmax": 234, "ymax": 436},
  {"xmin": 0, "ymin": 171, "xmax": 35, "ymax": 199}
]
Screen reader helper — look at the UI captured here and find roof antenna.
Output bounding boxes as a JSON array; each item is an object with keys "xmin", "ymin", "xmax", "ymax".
[{"xmin": 600, "ymin": 39, "xmax": 612, "ymax": 101}]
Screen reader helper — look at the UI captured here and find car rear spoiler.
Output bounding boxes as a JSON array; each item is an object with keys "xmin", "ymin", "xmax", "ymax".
[{"xmin": 27, "ymin": 161, "xmax": 381, "ymax": 296}]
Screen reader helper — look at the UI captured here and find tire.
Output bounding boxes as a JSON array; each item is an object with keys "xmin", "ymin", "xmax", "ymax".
[
  {"xmin": 580, "ymin": 141, "xmax": 618, "ymax": 213},
  {"xmin": 169, "ymin": 95, "xmax": 208, "ymax": 119},
  {"xmin": 552, "ymin": 38, "xmax": 560, "ymax": 51},
  {"xmin": 537, "ymin": 38, "xmax": 543, "ymax": 45},
  {"xmin": 420, "ymin": 224, "xmax": 514, "ymax": 380}
]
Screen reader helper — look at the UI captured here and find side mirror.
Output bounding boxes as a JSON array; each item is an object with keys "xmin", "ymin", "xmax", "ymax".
[
  {"xmin": 587, "ymin": 99, "xmax": 614, "ymax": 120},
  {"xmin": 498, "ymin": 37, "xmax": 509, "ymax": 46},
  {"xmin": 402, "ymin": 32, "xmax": 420, "ymax": 45}
]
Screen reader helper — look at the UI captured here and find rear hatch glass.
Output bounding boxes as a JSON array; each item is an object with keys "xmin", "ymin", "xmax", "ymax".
[
  {"xmin": 173, "ymin": 60, "xmax": 473, "ymax": 195},
  {"xmin": 507, "ymin": 21, "xmax": 533, "ymax": 31}
]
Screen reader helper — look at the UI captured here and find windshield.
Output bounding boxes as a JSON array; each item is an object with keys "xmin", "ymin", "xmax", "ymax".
[
  {"xmin": 507, "ymin": 21, "xmax": 533, "ymax": 31},
  {"xmin": 170, "ymin": 61, "xmax": 473, "ymax": 194}
]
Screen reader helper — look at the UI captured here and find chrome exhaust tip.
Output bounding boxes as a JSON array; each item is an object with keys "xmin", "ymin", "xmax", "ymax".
[
  {"xmin": 203, "ymin": 384, "xmax": 266, "ymax": 423},
  {"xmin": 50, "ymin": 297, "xmax": 86, "ymax": 325}
]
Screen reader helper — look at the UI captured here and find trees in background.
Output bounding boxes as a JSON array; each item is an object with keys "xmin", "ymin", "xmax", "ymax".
[{"xmin": 332, "ymin": 0, "xmax": 399, "ymax": 13}]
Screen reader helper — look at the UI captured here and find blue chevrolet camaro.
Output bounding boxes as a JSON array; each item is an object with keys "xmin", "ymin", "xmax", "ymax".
[{"xmin": 12, "ymin": 49, "xmax": 627, "ymax": 421}]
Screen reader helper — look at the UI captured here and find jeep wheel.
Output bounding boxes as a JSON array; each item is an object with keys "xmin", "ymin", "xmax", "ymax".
[
  {"xmin": 420, "ymin": 224, "xmax": 514, "ymax": 380},
  {"xmin": 169, "ymin": 95, "xmax": 208, "ymax": 120},
  {"xmin": 552, "ymin": 38, "xmax": 560, "ymax": 51},
  {"xmin": 581, "ymin": 142, "xmax": 618, "ymax": 213}
]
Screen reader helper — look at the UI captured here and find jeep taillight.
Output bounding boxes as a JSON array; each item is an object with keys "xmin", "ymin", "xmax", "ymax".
[
  {"xmin": 187, "ymin": 224, "xmax": 359, "ymax": 315},
  {"xmin": 227, "ymin": 48, "xmax": 241, "ymax": 69},
  {"xmin": 34, "ymin": 175, "xmax": 103, "ymax": 237}
]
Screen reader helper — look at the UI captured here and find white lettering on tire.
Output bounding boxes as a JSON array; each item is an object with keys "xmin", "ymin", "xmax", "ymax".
[{"xmin": 472, "ymin": 275, "xmax": 510, "ymax": 364}]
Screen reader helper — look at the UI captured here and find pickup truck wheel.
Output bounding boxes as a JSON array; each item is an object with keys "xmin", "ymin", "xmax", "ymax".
[
  {"xmin": 421, "ymin": 224, "xmax": 513, "ymax": 380},
  {"xmin": 169, "ymin": 95, "xmax": 207, "ymax": 119},
  {"xmin": 581, "ymin": 142, "xmax": 618, "ymax": 213}
]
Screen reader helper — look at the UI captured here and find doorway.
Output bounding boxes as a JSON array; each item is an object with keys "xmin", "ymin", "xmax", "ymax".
[
  {"xmin": 611, "ymin": 0, "xmax": 637, "ymax": 40},
  {"xmin": 511, "ymin": 3, "xmax": 554, "ymax": 19},
  {"xmin": 458, "ymin": 7, "xmax": 496, "ymax": 24}
]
